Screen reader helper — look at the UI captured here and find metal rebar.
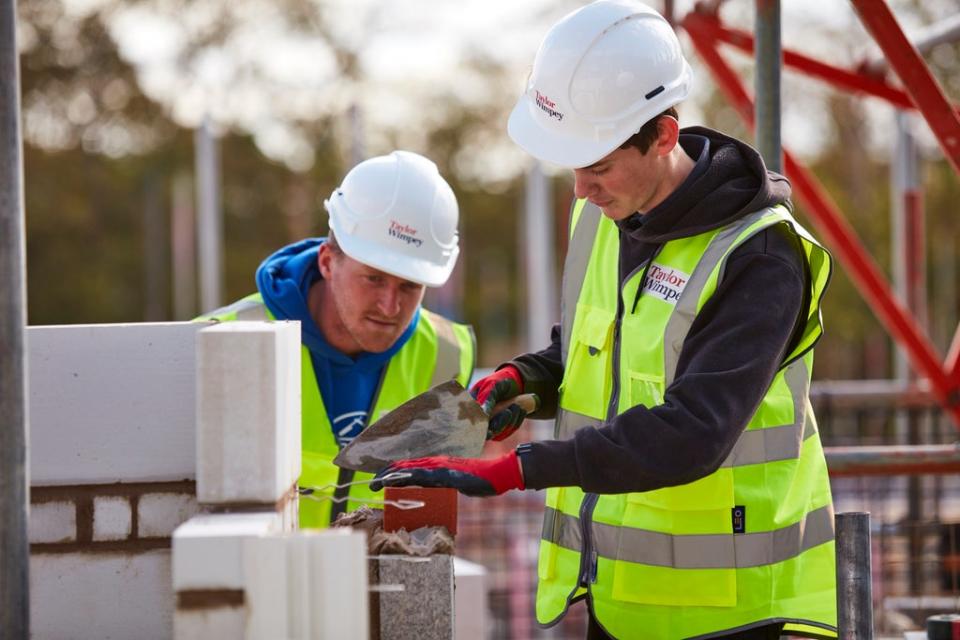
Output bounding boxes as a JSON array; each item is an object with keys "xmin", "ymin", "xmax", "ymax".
[
  {"xmin": 754, "ymin": 0, "xmax": 782, "ymax": 173},
  {"xmin": 0, "ymin": 0, "xmax": 30, "ymax": 636},
  {"xmin": 836, "ymin": 512, "xmax": 874, "ymax": 640}
]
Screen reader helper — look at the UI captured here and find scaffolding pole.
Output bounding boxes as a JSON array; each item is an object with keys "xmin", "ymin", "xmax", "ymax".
[{"xmin": 0, "ymin": 0, "xmax": 30, "ymax": 635}]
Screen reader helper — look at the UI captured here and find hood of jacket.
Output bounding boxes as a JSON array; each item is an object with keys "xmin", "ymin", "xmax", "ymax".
[{"xmin": 617, "ymin": 126, "xmax": 792, "ymax": 243}]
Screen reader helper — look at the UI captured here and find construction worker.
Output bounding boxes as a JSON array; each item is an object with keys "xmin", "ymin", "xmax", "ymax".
[
  {"xmin": 372, "ymin": 2, "xmax": 836, "ymax": 639},
  {"xmin": 199, "ymin": 150, "xmax": 475, "ymax": 528}
]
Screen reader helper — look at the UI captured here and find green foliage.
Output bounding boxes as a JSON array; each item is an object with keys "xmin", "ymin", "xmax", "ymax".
[{"xmin": 16, "ymin": 0, "xmax": 960, "ymax": 378}]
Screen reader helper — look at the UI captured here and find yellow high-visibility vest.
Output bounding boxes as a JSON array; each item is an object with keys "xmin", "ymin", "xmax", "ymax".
[
  {"xmin": 199, "ymin": 294, "xmax": 475, "ymax": 528},
  {"xmin": 537, "ymin": 200, "xmax": 837, "ymax": 639}
]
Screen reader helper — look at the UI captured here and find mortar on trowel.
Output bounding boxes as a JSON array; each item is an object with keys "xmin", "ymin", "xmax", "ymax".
[{"xmin": 333, "ymin": 379, "xmax": 536, "ymax": 538}]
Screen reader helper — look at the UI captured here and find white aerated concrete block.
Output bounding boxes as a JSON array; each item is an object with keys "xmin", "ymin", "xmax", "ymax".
[
  {"xmin": 139, "ymin": 493, "xmax": 199, "ymax": 538},
  {"xmin": 93, "ymin": 496, "xmax": 132, "ymax": 541},
  {"xmin": 287, "ymin": 529, "xmax": 369, "ymax": 640},
  {"xmin": 196, "ymin": 321, "xmax": 301, "ymax": 504},
  {"xmin": 172, "ymin": 513, "xmax": 281, "ymax": 590},
  {"xmin": 29, "ymin": 322, "xmax": 207, "ymax": 485},
  {"xmin": 243, "ymin": 536, "xmax": 290, "ymax": 640},
  {"xmin": 29, "ymin": 501, "xmax": 77, "ymax": 544},
  {"xmin": 454, "ymin": 557, "xmax": 488, "ymax": 640},
  {"xmin": 31, "ymin": 550, "xmax": 172, "ymax": 640}
]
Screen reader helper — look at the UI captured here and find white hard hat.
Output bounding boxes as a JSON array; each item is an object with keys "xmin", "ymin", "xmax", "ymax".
[
  {"xmin": 323, "ymin": 151, "xmax": 459, "ymax": 288},
  {"xmin": 508, "ymin": 0, "xmax": 693, "ymax": 169}
]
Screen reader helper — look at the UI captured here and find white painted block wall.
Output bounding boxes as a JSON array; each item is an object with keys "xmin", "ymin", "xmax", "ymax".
[
  {"xmin": 31, "ymin": 551, "xmax": 173, "ymax": 640},
  {"xmin": 25, "ymin": 321, "xmax": 300, "ymax": 640},
  {"xmin": 29, "ymin": 323, "xmax": 210, "ymax": 640},
  {"xmin": 29, "ymin": 322, "xmax": 208, "ymax": 485}
]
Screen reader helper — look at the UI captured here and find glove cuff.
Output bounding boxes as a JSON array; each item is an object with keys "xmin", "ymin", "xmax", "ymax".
[{"xmin": 490, "ymin": 450, "xmax": 526, "ymax": 494}]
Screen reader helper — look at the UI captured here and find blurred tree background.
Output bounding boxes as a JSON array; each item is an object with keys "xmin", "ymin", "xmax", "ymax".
[{"xmin": 16, "ymin": 0, "xmax": 960, "ymax": 375}]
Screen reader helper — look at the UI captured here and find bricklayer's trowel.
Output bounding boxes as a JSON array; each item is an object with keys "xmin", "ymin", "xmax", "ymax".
[{"xmin": 333, "ymin": 379, "xmax": 537, "ymax": 473}]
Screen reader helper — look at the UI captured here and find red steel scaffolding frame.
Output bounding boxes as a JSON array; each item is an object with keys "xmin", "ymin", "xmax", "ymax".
[{"xmin": 680, "ymin": 1, "xmax": 960, "ymax": 428}]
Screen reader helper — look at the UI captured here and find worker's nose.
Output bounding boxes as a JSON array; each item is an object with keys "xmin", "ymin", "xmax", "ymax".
[
  {"xmin": 573, "ymin": 169, "xmax": 595, "ymax": 200},
  {"xmin": 377, "ymin": 286, "xmax": 401, "ymax": 318}
]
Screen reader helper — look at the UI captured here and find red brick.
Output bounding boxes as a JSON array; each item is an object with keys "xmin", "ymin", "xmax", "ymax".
[{"xmin": 383, "ymin": 487, "xmax": 458, "ymax": 535}]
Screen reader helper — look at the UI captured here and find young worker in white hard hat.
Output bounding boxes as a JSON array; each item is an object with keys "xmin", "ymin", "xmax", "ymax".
[
  {"xmin": 199, "ymin": 151, "xmax": 475, "ymax": 528},
  {"xmin": 373, "ymin": 2, "xmax": 836, "ymax": 639}
]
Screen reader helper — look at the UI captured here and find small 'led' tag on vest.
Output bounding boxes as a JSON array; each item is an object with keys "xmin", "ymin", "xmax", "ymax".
[
  {"xmin": 642, "ymin": 263, "xmax": 691, "ymax": 306},
  {"xmin": 732, "ymin": 505, "xmax": 746, "ymax": 534}
]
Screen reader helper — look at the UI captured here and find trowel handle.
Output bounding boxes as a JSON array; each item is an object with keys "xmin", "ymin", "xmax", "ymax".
[{"xmin": 490, "ymin": 393, "xmax": 539, "ymax": 417}]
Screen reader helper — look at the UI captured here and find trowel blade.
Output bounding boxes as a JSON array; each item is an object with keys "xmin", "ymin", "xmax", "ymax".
[{"xmin": 333, "ymin": 380, "xmax": 488, "ymax": 473}]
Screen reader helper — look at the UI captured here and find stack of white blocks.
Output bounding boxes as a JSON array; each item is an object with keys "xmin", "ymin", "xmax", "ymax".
[
  {"xmin": 173, "ymin": 321, "xmax": 370, "ymax": 639},
  {"xmin": 28, "ymin": 322, "xmax": 207, "ymax": 640},
  {"xmin": 195, "ymin": 321, "xmax": 301, "ymax": 506}
]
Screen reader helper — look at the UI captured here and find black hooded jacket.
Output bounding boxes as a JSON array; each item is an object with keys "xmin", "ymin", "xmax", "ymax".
[{"xmin": 512, "ymin": 127, "xmax": 813, "ymax": 493}]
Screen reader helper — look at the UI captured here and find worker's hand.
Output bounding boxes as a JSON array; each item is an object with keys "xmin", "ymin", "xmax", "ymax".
[
  {"xmin": 486, "ymin": 393, "xmax": 540, "ymax": 441},
  {"xmin": 470, "ymin": 366, "xmax": 529, "ymax": 440},
  {"xmin": 370, "ymin": 451, "xmax": 525, "ymax": 497}
]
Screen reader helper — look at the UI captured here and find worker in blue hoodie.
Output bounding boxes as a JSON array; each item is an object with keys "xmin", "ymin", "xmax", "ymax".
[{"xmin": 198, "ymin": 151, "xmax": 476, "ymax": 527}]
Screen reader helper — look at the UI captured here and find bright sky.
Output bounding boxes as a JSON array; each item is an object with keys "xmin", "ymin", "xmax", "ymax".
[{"xmin": 61, "ymin": 0, "xmax": 960, "ymax": 175}]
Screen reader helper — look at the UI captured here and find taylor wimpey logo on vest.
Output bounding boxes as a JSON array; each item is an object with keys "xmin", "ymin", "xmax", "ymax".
[
  {"xmin": 535, "ymin": 90, "xmax": 564, "ymax": 121},
  {"xmin": 643, "ymin": 263, "xmax": 690, "ymax": 305},
  {"xmin": 388, "ymin": 220, "xmax": 423, "ymax": 248}
]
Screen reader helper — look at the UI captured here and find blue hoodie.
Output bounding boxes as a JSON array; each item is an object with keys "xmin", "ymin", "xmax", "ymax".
[{"xmin": 256, "ymin": 238, "xmax": 419, "ymax": 447}]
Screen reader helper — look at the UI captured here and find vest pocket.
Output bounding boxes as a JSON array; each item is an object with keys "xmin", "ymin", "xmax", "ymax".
[
  {"xmin": 559, "ymin": 305, "xmax": 615, "ymax": 417},
  {"xmin": 627, "ymin": 371, "xmax": 664, "ymax": 408},
  {"xmin": 611, "ymin": 471, "xmax": 738, "ymax": 607},
  {"xmin": 611, "ymin": 559, "xmax": 737, "ymax": 607}
]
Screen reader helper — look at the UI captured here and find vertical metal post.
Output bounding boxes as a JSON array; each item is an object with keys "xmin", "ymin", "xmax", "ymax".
[
  {"xmin": 837, "ymin": 512, "xmax": 874, "ymax": 639},
  {"xmin": 891, "ymin": 110, "xmax": 928, "ymax": 592},
  {"xmin": 754, "ymin": 0, "xmax": 782, "ymax": 173},
  {"xmin": 348, "ymin": 103, "xmax": 365, "ymax": 168},
  {"xmin": 195, "ymin": 117, "xmax": 223, "ymax": 313},
  {"xmin": 891, "ymin": 111, "xmax": 925, "ymax": 384},
  {"xmin": 523, "ymin": 161, "xmax": 557, "ymax": 352},
  {"xmin": 171, "ymin": 173, "xmax": 196, "ymax": 320},
  {"xmin": 142, "ymin": 174, "xmax": 166, "ymax": 321},
  {"xmin": 0, "ymin": 0, "xmax": 30, "ymax": 635}
]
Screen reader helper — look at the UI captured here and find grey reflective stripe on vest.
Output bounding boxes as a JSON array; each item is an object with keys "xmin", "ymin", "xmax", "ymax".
[
  {"xmin": 205, "ymin": 297, "xmax": 270, "ymax": 321},
  {"xmin": 560, "ymin": 201, "xmax": 603, "ymax": 365},
  {"xmin": 663, "ymin": 208, "xmax": 777, "ymax": 386},
  {"xmin": 542, "ymin": 503, "xmax": 834, "ymax": 570},
  {"xmin": 721, "ymin": 358, "xmax": 814, "ymax": 468},
  {"xmin": 557, "ymin": 305, "xmax": 816, "ymax": 468},
  {"xmin": 428, "ymin": 312, "xmax": 462, "ymax": 387},
  {"xmin": 555, "ymin": 408, "xmax": 604, "ymax": 440}
]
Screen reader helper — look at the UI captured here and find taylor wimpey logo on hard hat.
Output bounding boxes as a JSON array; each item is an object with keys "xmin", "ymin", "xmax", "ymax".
[
  {"xmin": 535, "ymin": 90, "xmax": 564, "ymax": 121},
  {"xmin": 643, "ymin": 263, "xmax": 690, "ymax": 305},
  {"xmin": 388, "ymin": 220, "xmax": 423, "ymax": 248}
]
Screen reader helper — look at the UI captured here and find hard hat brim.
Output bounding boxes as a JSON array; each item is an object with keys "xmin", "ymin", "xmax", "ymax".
[{"xmin": 507, "ymin": 63, "xmax": 693, "ymax": 169}]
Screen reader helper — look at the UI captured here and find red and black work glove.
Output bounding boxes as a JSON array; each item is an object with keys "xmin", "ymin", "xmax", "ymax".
[
  {"xmin": 470, "ymin": 366, "xmax": 536, "ymax": 441},
  {"xmin": 369, "ymin": 450, "xmax": 525, "ymax": 497}
]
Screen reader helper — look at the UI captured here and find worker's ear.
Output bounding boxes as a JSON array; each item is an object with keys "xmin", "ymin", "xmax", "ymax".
[
  {"xmin": 318, "ymin": 242, "xmax": 335, "ymax": 279},
  {"xmin": 653, "ymin": 115, "xmax": 681, "ymax": 158}
]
